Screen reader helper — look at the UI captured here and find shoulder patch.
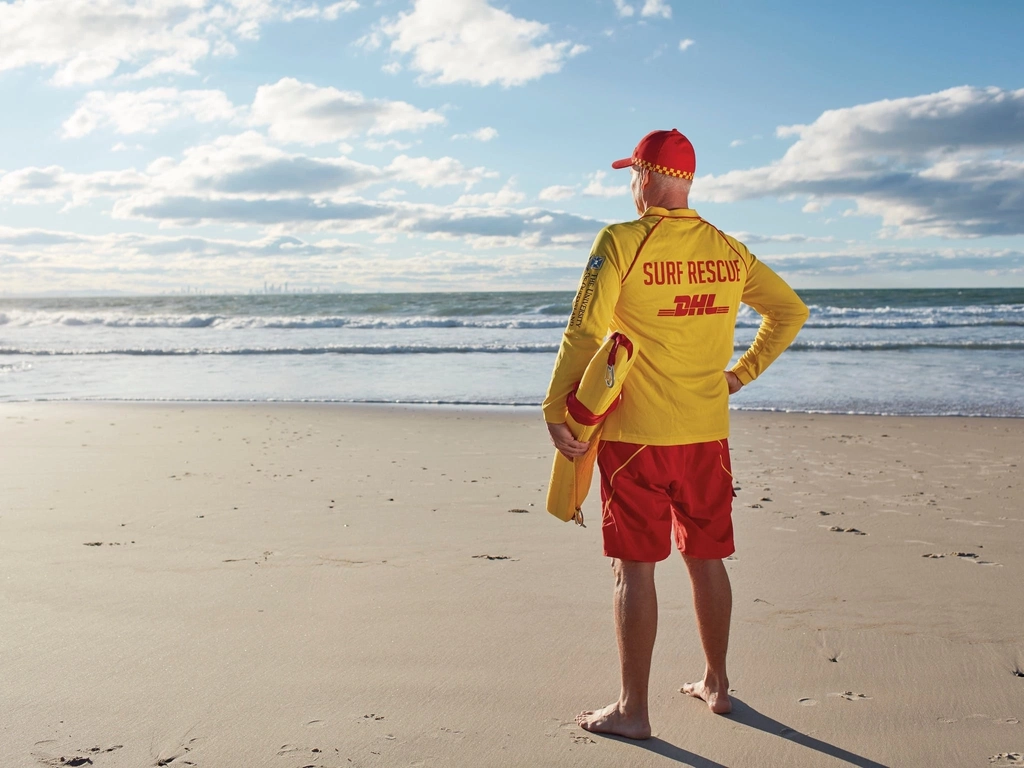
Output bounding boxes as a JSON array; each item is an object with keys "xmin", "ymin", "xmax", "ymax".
[{"xmin": 587, "ymin": 256, "xmax": 605, "ymax": 271}]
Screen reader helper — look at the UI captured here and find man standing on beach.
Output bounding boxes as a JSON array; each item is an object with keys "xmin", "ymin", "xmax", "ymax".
[{"xmin": 543, "ymin": 129, "xmax": 808, "ymax": 739}]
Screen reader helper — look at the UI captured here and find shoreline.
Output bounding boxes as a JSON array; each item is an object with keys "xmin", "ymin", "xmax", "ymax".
[
  {"xmin": 2, "ymin": 397, "xmax": 1022, "ymax": 420},
  {"xmin": 2, "ymin": 403, "xmax": 1021, "ymax": 767}
]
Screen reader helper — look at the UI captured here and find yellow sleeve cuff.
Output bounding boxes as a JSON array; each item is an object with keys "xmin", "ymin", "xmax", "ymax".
[{"xmin": 731, "ymin": 365, "xmax": 755, "ymax": 385}]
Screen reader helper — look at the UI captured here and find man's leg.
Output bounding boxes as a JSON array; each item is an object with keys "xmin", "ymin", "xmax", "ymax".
[
  {"xmin": 576, "ymin": 558, "xmax": 657, "ymax": 739},
  {"xmin": 680, "ymin": 555, "xmax": 733, "ymax": 714}
]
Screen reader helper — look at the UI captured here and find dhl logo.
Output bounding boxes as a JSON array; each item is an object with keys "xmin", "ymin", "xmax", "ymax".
[{"xmin": 657, "ymin": 294, "xmax": 730, "ymax": 317}]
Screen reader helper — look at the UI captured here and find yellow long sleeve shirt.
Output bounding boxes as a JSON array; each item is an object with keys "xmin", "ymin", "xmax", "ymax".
[{"xmin": 542, "ymin": 207, "xmax": 809, "ymax": 446}]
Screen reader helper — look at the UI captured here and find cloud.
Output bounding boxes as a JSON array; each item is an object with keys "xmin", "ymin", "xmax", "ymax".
[
  {"xmin": 641, "ymin": 0, "xmax": 672, "ymax": 18},
  {"xmin": 0, "ymin": 133, "xmax": 501, "ymax": 211},
  {"xmin": 765, "ymin": 247, "xmax": 1024, "ymax": 277},
  {"xmin": 251, "ymin": 78, "xmax": 445, "ymax": 144},
  {"xmin": 582, "ymin": 170, "xmax": 629, "ymax": 198},
  {"xmin": 613, "ymin": 0, "xmax": 635, "ymax": 17},
  {"xmin": 112, "ymin": 190, "xmax": 604, "ymax": 249},
  {"xmin": 729, "ymin": 232, "xmax": 835, "ymax": 245},
  {"xmin": 161, "ymin": 133, "xmax": 385, "ymax": 197},
  {"xmin": 538, "ymin": 185, "xmax": 576, "ymax": 201},
  {"xmin": 0, "ymin": 220, "xmax": 610, "ymax": 293},
  {"xmin": 63, "ymin": 88, "xmax": 237, "ymax": 138},
  {"xmin": 385, "ymin": 154, "xmax": 498, "ymax": 189},
  {"xmin": 0, "ymin": 165, "xmax": 147, "ymax": 206},
  {"xmin": 8, "ymin": 224, "xmax": 1020, "ymax": 296},
  {"xmin": 0, "ymin": 225, "xmax": 374, "ymax": 294},
  {"xmin": 1, "ymin": 126, "xmax": 599, "ymax": 255},
  {"xmin": 0, "ymin": 0, "xmax": 359, "ymax": 86},
  {"xmin": 364, "ymin": 139, "xmax": 416, "ymax": 152},
  {"xmin": 452, "ymin": 127, "xmax": 499, "ymax": 142},
  {"xmin": 695, "ymin": 86, "xmax": 1024, "ymax": 238},
  {"xmin": 454, "ymin": 180, "xmax": 525, "ymax": 207},
  {"xmin": 678, "ymin": 38, "xmax": 694, "ymax": 51},
  {"xmin": 379, "ymin": 0, "xmax": 587, "ymax": 87}
]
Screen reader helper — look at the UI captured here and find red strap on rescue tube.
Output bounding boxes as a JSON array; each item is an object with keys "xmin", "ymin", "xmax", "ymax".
[
  {"xmin": 606, "ymin": 332, "xmax": 634, "ymax": 367},
  {"xmin": 566, "ymin": 384, "xmax": 620, "ymax": 426}
]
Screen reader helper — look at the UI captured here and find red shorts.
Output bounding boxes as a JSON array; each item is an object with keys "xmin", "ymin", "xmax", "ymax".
[{"xmin": 597, "ymin": 439, "xmax": 735, "ymax": 562}]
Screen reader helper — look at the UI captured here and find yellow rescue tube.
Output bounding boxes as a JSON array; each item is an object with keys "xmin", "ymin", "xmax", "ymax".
[{"xmin": 546, "ymin": 333, "xmax": 639, "ymax": 524}]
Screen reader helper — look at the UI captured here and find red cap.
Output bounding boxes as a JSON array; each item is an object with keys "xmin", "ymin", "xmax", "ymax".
[{"xmin": 611, "ymin": 129, "xmax": 696, "ymax": 180}]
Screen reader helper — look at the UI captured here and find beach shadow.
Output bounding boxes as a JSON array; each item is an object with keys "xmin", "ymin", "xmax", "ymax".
[
  {"xmin": 582, "ymin": 699, "xmax": 888, "ymax": 767},
  {"xmin": 728, "ymin": 697, "xmax": 890, "ymax": 768},
  {"xmin": 595, "ymin": 734, "xmax": 728, "ymax": 767}
]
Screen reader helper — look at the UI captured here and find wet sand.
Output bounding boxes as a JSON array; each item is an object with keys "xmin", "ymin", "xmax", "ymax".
[{"xmin": 1, "ymin": 403, "xmax": 1021, "ymax": 767}]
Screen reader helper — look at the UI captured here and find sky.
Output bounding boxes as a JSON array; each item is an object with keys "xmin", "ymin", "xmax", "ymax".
[{"xmin": 1, "ymin": 0, "xmax": 1023, "ymax": 295}]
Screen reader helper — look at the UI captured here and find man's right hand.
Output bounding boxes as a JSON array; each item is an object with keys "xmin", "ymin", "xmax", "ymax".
[
  {"xmin": 724, "ymin": 370, "xmax": 744, "ymax": 395},
  {"xmin": 547, "ymin": 422, "xmax": 590, "ymax": 461}
]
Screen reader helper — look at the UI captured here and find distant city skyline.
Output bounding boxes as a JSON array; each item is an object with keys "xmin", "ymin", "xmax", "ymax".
[{"xmin": 1, "ymin": 0, "xmax": 1023, "ymax": 296}]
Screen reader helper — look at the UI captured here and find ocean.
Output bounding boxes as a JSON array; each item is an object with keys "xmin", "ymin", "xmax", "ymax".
[{"xmin": 1, "ymin": 289, "xmax": 1022, "ymax": 417}]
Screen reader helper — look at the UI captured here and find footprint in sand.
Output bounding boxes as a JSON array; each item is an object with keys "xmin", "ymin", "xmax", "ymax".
[
  {"xmin": 829, "ymin": 526, "xmax": 867, "ymax": 535},
  {"xmin": 32, "ymin": 745, "xmax": 124, "ymax": 767},
  {"xmin": 570, "ymin": 734, "xmax": 596, "ymax": 745},
  {"xmin": 922, "ymin": 552, "xmax": 1002, "ymax": 566},
  {"xmin": 834, "ymin": 691, "xmax": 871, "ymax": 701},
  {"xmin": 989, "ymin": 754, "xmax": 1024, "ymax": 766},
  {"xmin": 155, "ymin": 735, "xmax": 201, "ymax": 766}
]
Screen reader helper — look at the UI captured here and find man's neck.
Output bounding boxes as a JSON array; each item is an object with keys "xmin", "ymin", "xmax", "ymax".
[{"xmin": 644, "ymin": 195, "xmax": 690, "ymax": 211}]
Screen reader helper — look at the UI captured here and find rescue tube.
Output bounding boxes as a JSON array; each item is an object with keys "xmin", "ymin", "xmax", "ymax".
[{"xmin": 546, "ymin": 332, "xmax": 638, "ymax": 524}]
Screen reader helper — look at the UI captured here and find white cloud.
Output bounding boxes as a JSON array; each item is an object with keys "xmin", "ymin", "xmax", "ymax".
[
  {"xmin": 379, "ymin": 0, "xmax": 586, "ymax": 87},
  {"xmin": 695, "ymin": 86, "xmax": 1024, "ymax": 237},
  {"xmin": 0, "ymin": 132, "xmax": 507, "ymax": 218},
  {"xmin": 729, "ymin": 232, "xmax": 834, "ymax": 245},
  {"xmin": 762, "ymin": 246, "xmax": 1024, "ymax": 277},
  {"xmin": 386, "ymin": 155, "xmax": 498, "ymax": 189},
  {"xmin": 641, "ymin": 0, "xmax": 672, "ymax": 18},
  {"xmin": 538, "ymin": 185, "xmax": 576, "ymax": 201},
  {"xmin": 321, "ymin": 2, "xmax": 360, "ymax": 21},
  {"xmin": 63, "ymin": 88, "xmax": 238, "ymax": 138},
  {"xmin": 582, "ymin": 171, "xmax": 629, "ymax": 198},
  {"xmin": 613, "ymin": 0, "xmax": 635, "ymax": 17},
  {"xmin": 0, "ymin": 134, "xmax": 376, "ymax": 207},
  {"xmin": 452, "ymin": 127, "xmax": 499, "ymax": 142},
  {"xmin": 147, "ymin": 133, "xmax": 389, "ymax": 199},
  {"xmin": 0, "ymin": 226, "xmax": 374, "ymax": 295},
  {"xmin": 364, "ymin": 139, "xmax": 416, "ymax": 152},
  {"xmin": 0, "ymin": 0, "xmax": 359, "ymax": 86},
  {"xmin": 10, "ymin": 223, "xmax": 1021, "ymax": 296},
  {"xmin": 454, "ymin": 180, "xmax": 525, "ymax": 207},
  {"xmin": 679, "ymin": 38, "xmax": 695, "ymax": 51},
  {"xmin": 108, "ymin": 192, "xmax": 604, "ymax": 251},
  {"xmin": 0, "ymin": 165, "xmax": 147, "ymax": 207},
  {"xmin": 251, "ymin": 78, "xmax": 446, "ymax": 144}
]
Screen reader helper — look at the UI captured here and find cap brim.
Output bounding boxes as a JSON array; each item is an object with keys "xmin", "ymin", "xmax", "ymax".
[{"xmin": 610, "ymin": 157, "xmax": 634, "ymax": 169}]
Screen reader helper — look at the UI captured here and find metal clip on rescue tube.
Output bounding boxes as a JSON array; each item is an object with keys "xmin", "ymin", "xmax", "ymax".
[{"xmin": 546, "ymin": 333, "xmax": 638, "ymax": 526}]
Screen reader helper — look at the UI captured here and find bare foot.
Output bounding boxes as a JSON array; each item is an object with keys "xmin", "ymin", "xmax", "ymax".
[
  {"xmin": 681, "ymin": 680, "xmax": 732, "ymax": 714},
  {"xmin": 576, "ymin": 702, "xmax": 651, "ymax": 740}
]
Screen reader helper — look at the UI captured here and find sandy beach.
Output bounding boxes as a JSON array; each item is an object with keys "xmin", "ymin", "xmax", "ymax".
[{"xmin": 1, "ymin": 403, "xmax": 1021, "ymax": 768}]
